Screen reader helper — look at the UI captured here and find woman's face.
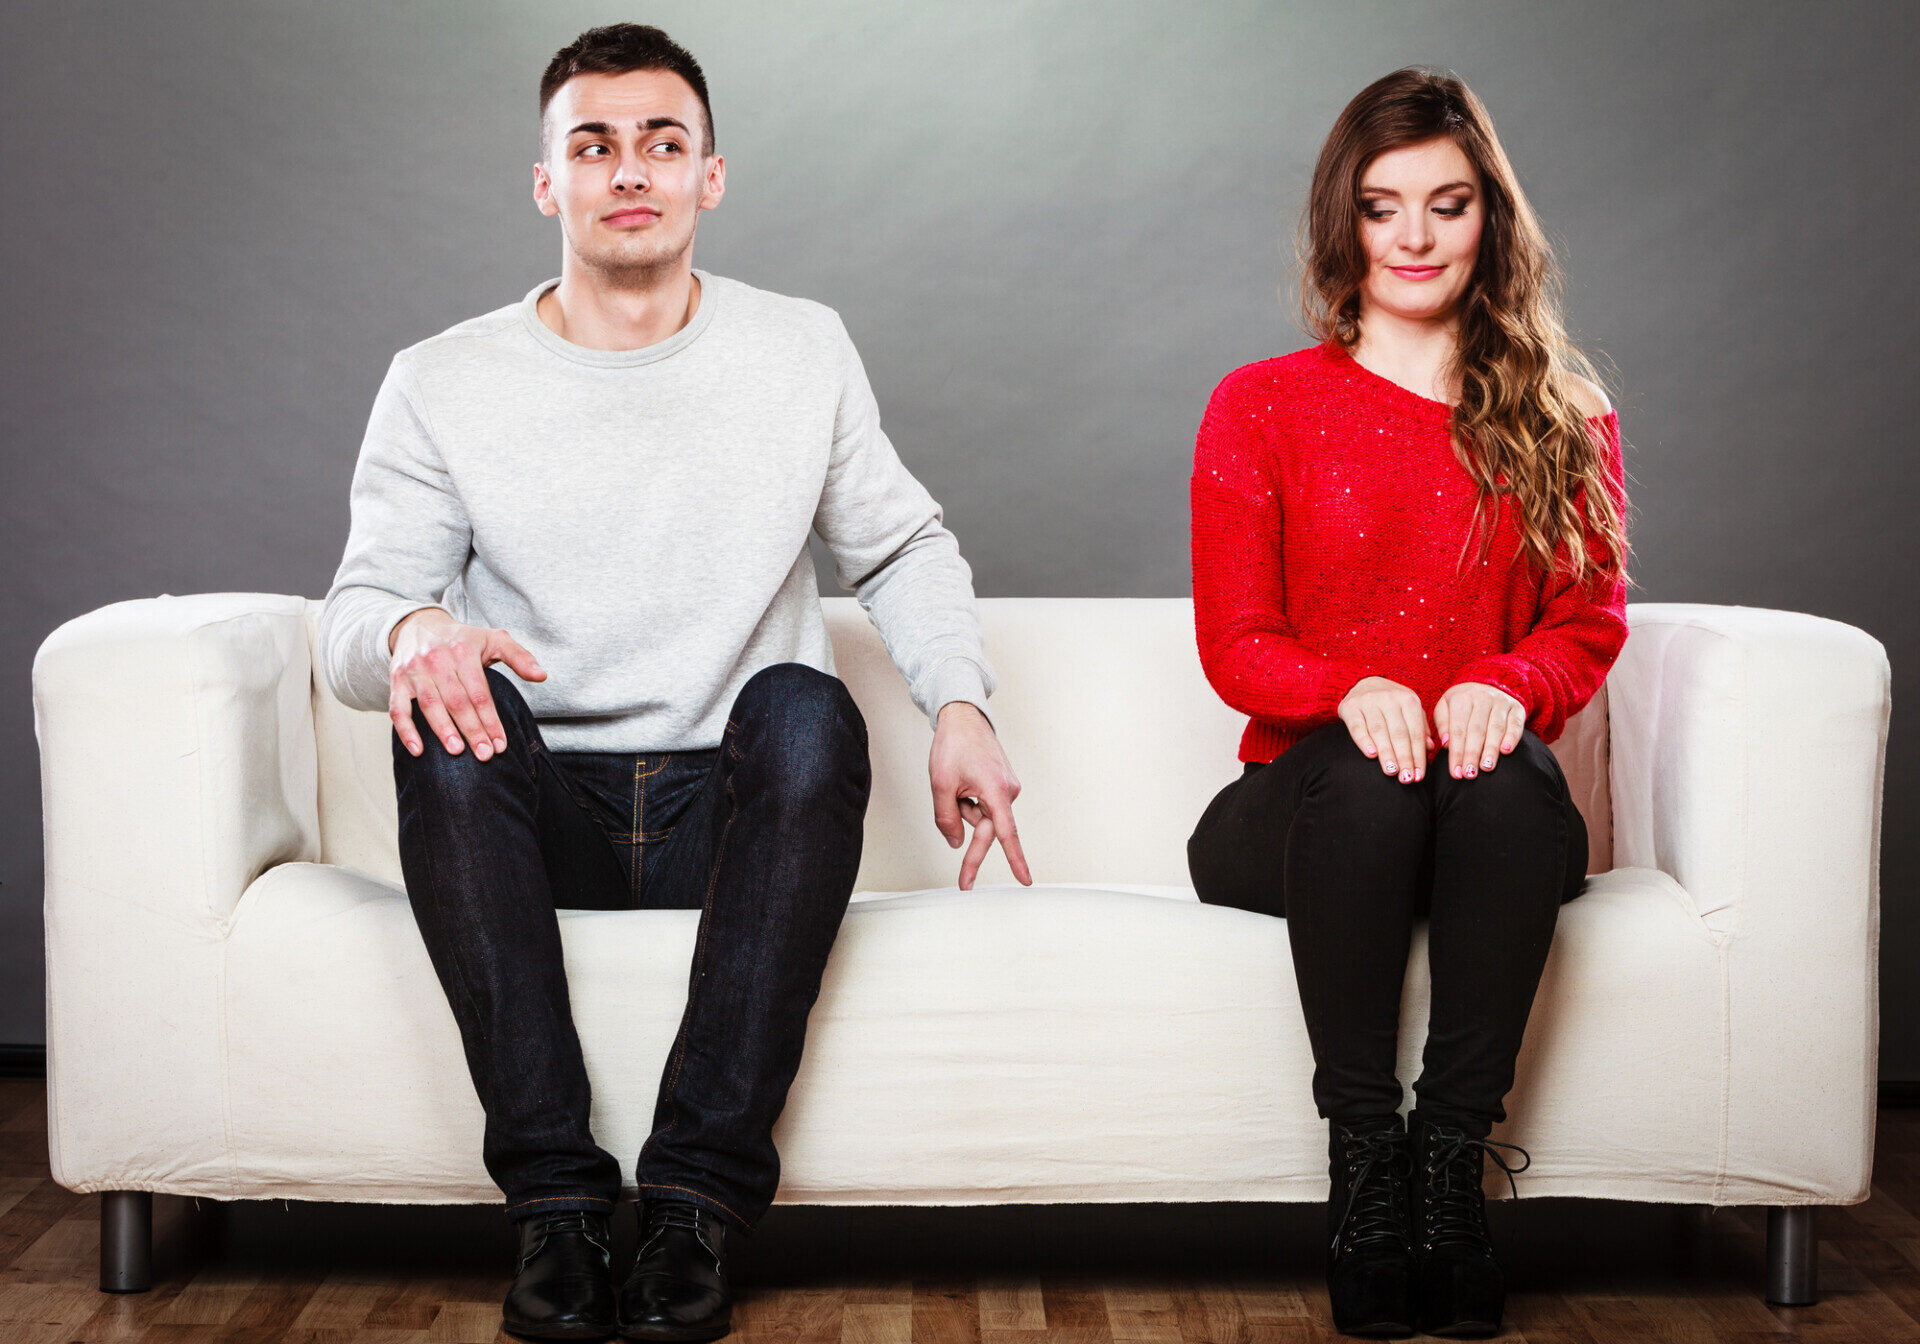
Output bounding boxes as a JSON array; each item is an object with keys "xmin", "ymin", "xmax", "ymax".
[{"xmin": 1355, "ymin": 136, "xmax": 1484, "ymax": 327}]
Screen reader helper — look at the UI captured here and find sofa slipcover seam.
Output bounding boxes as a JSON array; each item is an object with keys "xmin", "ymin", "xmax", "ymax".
[
  {"xmin": 217, "ymin": 897, "xmax": 240, "ymax": 1199},
  {"xmin": 186, "ymin": 614, "xmax": 246, "ymax": 1198}
]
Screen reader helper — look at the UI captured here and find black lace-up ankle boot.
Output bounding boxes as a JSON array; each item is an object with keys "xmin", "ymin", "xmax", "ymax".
[
  {"xmin": 616, "ymin": 1198, "xmax": 733, "ymax": 1341},
  {"xmin": 501, "ymin": 1208, "xmax": 616, "ymax": 1341},
  {"xmin": 1325, "ymin": 1113, "xmax": 1416, "ymax": 1338},
  {"xmin": 1408, "ymin": 1109, "xmax": 1532, "ymax": 1338}
]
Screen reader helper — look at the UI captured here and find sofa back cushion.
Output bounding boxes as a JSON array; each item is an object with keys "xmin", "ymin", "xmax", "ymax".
[{"xmin": 305, "ymin": 597, "xmax": 1611, "ymax": 891}]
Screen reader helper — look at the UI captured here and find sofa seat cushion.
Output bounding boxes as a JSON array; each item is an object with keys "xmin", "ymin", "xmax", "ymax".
[{"xmin": 213, "ymin": 861, "xmax": 1723, "ymax": 1206}]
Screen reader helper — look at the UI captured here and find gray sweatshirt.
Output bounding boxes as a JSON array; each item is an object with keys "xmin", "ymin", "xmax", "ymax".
[{"xmin": 319, "ymin": 270, "xmax": 996, "ymax": 753}]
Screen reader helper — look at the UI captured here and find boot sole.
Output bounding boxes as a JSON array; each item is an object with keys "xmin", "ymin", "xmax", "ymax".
[{"xmin": 1424, "ymin": 1322, "xmax": 1499, "ymax": 1338}]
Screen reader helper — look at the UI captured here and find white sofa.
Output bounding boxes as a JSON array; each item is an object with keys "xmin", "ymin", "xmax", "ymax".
[{"xmin": 34, "ymin": 593, "xmax": 1890, "ymax": 1301}]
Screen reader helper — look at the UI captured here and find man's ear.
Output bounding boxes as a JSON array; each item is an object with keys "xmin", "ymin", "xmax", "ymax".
[
  {"xmin": 699, "ymin": 154, "xmax": 726, "ymax": 212},
  {"xmin": 532, "ymin": 162, "xmax": 559, "ymax": 217}
]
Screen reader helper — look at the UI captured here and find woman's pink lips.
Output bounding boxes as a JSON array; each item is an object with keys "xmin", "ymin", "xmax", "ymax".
[{"xmin": 1391, "ymin": 265, "xmax": 1443, "ymax": 279}]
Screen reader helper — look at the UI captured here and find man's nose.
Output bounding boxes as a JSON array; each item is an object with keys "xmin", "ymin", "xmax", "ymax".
[{"xmin": 611, "ymin": 154, "xmax": 648, "ymax": 192}]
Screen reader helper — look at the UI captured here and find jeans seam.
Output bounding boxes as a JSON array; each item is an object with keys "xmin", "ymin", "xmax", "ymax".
[
  {"xmin": 653, "ymin": 773, "xmax": 737, "ymax": 1147},
  {"xmin": 507, "ymin": 1194, "xmax": 615, "ymax": 1211},
  {"xmin": 634, "ymin": 1181, "xmax": 750, "ymax": 1231},
  {"xmin": 632, "ymin": 759, "xmax": 644, "ymax": 903}
]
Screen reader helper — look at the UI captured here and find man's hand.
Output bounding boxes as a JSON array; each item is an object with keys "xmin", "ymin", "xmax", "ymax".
[
  {"xmin": 1433, "ymin": 681, "xmax": 1526, "ymax": 779},
  {"xmin": 929, "ymin": 702, "xmax": 1032, "ymax": 890},
  {"xmin": 1338, "ymin": 675, "xmax": 1436, "ymax": 784},
  {"xmin": 388, "ymin": 607, "xmax": 547, "ymax": 760}
]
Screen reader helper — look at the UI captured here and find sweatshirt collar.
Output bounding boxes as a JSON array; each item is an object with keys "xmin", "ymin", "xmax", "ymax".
[{"xmin": 519, "ymin": 269, "xmax": 720, "ymax": 368}]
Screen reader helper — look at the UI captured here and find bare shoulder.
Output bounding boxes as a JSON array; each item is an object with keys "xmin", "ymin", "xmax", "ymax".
[{"xmin": 1564, "ymin": 373, "xmax": 1614, "ymax": 419}]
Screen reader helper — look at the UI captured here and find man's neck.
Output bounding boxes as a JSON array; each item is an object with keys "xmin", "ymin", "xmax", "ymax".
[{"xmin": 537, "ymin": 259, "xmax": 702, "ymax": 352}]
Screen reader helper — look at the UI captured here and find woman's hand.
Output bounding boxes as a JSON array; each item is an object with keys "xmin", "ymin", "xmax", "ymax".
[
  {"xmin": 1433, "ymin": 681, "xmax": 1526, "ymax": 778},
  {"xmin": 1338, "ymin": 676, "xmax": 1436, "ymax": 784}
]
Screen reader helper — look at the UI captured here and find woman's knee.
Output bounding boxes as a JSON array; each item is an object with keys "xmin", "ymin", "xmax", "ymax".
[
  {"xmin": 1297, "ymin": 726, "xmax": 1427, "ymax": 820},
  {"xmin": 1444, "ymin": 729, "xmax": 1567, "ymax": 814}
]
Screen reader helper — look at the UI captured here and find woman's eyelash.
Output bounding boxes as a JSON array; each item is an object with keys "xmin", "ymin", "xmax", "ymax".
[{"xmin": 1362, "ymin": 206, "xmax": 1469, "ymax": 219}]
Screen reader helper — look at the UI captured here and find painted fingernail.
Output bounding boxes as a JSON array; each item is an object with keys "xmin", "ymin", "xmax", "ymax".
[
  {"xmin": 1483, "ymin": 755, "xmax": 1495, "ymax": 768},
  {"xmin": 1384, "ymin": 760, "xmax": 1396, "ymax": 772},
  {"xmin": 1400, "ymin": 770, "xmax": 1412, "ymax": 782},
  {"xmin": 1465, "ymin": 766, "xmax": 1476, "ymax": 777}
]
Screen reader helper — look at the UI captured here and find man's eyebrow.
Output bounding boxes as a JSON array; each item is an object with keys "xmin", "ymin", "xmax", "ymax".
[
  {"xmin": 565, "ymin": 117, "xmax": 691, "ymax": 138},
  {"xmin": 1359, "ymin": 180, "xmax": 1476, "ymax": 197}
]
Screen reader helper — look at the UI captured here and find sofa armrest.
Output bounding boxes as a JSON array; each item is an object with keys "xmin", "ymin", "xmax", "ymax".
[
  {"xmin": 33, "ymin": 592, "xmax": 319, "ymax": 1192},
  {"xmin": 34, "ymin": 592, "xmax": 321, "ymax": 928},
  {"xmin": 1609, "ymin": 602, "xmax": 1889, "ymax": 939},
  {"xmin": 1608, "ymin": 601, "xmax": 1890, "ymax": 1200}
]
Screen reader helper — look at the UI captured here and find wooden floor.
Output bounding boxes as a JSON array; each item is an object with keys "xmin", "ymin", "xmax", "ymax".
[{"xmin": 6, "ymin": 1079, "xmax": 1920, "ymax": 1343}]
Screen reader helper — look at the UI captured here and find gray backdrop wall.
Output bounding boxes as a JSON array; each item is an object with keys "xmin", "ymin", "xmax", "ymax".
[{"xmin": 6, "ymin": 3, "xmax": 1913, "ymax": 1068}]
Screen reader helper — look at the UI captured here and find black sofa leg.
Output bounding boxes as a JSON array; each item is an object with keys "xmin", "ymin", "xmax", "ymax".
[
  {"xmin": 100, "ymin": 1190, "xmax": 152, "ymax": 1292},
  {"xmin": 1766, "ymin": 1206, "xmax": 1817, "ymax": 1305}
]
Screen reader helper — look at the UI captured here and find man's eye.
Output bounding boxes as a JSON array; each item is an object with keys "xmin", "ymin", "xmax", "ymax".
[
  {"xmin": 653, "ymin": 143, "xmax": 681, "ymax": 154},
  {"xmin": 577, "ymin": 144, "xmax": 607, "ymax": 157}
]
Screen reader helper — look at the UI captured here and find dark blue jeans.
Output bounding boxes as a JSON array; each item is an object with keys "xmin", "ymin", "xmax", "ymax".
[
  {"xmin": 1186, "ymin": 719, "xmax": 1588, "ymax": 1138},
  {"xmin": 392, "ymin": 662, "xmax": 871, "ymax": 1235}
]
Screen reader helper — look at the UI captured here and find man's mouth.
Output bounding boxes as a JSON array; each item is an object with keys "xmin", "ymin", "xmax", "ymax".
[{"xmin": 603, "ymin": 207, "xmax": 660, "ymax": 225}]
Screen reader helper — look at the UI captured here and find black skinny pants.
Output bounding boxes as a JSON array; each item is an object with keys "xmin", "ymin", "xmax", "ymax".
[{"xmin": 1187, "ymin": 719, "xmax": 1588, "ymax": 1139}]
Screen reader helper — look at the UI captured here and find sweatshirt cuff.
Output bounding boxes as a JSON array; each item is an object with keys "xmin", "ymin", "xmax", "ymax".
[
  {"xmin": 920, "ymin": 656, "xmax": 995, "ymax": 734},
  {"xmin": 378, "ymin": 601, "xmax": 455, "ymax": 660}
]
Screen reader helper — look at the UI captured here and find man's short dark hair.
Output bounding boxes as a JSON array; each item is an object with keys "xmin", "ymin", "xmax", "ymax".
[{"xmin": 539, "ymin": 24, "xmax": 714, "ymax": 158}]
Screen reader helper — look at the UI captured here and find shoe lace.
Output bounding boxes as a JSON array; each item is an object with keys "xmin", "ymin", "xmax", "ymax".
[
  {"xmin": 637, "ymin": 1199, "xmax": 718, "ymax": 1264},
  {"xmin": 1331, "ymin": 1127, "xmax": 1412, "ymax": 1255},
  {"xmin": 644, "ymin": 1200, "xmax": 706, "ymax": 1233},
  {"xmin": 1419, "ymin": 1125, "xmax": 1531, "ymax": 1252}
]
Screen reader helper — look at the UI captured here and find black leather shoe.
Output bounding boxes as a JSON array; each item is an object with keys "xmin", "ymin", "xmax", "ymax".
[
  {"xmin": 1408, "ymin": 1109, "xmax": 1531, "ymax": 1338},
  {"xmin": 616, "ymin": 1198, "xmax": 733, "ymax": 1342},
  {"xmin": 502, "ymin": 1208, "xmax": 616, "ymax": 1342},
  {"xmin": 1326, "ymin": 1114, "xmax": 1416, "ymax": 1338}
]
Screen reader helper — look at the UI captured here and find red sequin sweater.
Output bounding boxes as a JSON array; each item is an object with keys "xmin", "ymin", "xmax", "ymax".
[{"xmin": 1191, "ymin": 340, "xmax": 1630, "ymax": 765}]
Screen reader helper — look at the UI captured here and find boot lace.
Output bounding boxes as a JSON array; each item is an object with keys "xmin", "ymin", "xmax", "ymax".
[
  {"xmin": 1332, "ymin": 1126, "xmax": 1412, "ymax": 1255},
  {"xmin": 1419, "ymin": 1125, "xmax": 1531, "ymax": 1253},
  {"xmin": 521, "ymin": 1209, "xmax": 608, "ymax": 1266}
]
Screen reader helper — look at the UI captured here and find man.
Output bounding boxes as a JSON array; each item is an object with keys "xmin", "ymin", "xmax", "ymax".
[{"xmin": 318, "ymin": 23, "xmax": 1030, "ymax": 1342}]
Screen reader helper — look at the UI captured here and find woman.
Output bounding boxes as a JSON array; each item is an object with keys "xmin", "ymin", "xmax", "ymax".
[{"xmin": 1186, "ymin": 68, "xmax": 1632, "ymax": 1339}]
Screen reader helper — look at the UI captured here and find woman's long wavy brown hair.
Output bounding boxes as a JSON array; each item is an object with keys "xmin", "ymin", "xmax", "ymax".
[{"xmin": 1297, "ymin": 66, "xmax": 1632, "ymax": 592}]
